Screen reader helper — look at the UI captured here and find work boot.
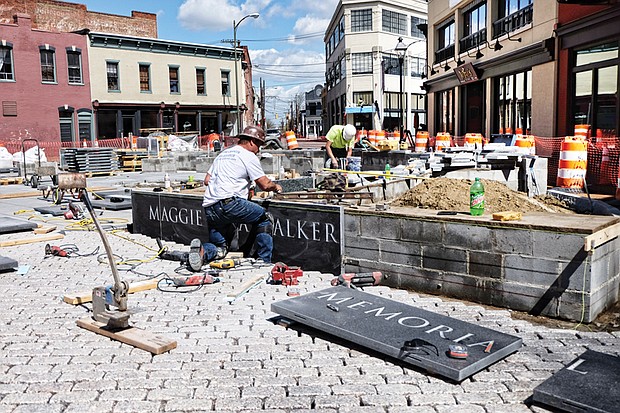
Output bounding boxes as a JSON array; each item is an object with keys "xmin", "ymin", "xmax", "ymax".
[
  {"xmin": 187, "ymin": 238, "xmax": 204, "ymax": 272},
  {"xmin": 215, "ymin": 246, "xmax": 228, "ymax": 260}
]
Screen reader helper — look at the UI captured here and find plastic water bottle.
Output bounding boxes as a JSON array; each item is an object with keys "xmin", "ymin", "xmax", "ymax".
[
  {"xmin": 164, "ymin": 173, "xmax": 171, "ymax": 190},
  {"xmin": 470, "ymin": 177, "xmax": 485, "ymax": 216},
  {"xmin": 384, "ymin": 163, "xmax": 391, "ymax": 179}
]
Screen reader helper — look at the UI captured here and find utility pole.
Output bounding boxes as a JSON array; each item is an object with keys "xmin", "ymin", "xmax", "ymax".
[{"xmin": 260, "ymin": 78, "xmax": 266, "ymax": 129}]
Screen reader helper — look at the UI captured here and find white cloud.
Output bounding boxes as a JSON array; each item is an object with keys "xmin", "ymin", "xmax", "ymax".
[{"xmin": 177, "ymin": 0, "xmax": 271, "ymax": 32}]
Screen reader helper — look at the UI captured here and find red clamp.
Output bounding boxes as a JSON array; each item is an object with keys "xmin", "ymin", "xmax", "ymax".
[{"xmin": 270, "ymin": 262, "xmax": 303, "ymax": 286}]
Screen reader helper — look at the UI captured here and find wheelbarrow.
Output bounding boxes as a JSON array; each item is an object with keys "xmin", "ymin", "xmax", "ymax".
[{"xmin": 21, "ymin": 138, "xmax": 58, "ymax": 188}]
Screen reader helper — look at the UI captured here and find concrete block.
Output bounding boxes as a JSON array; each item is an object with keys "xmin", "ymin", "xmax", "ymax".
[
  {"xmin": 532, "ymin": 231, "xmax": 584, "ymax": 261},
  {"xmin": 401, "ymin": 219, "xmax": 444, "ymax": 244},
  {"xmin": 444, "ymin": 223, "xmax": 492, "ymax": 251},
  {"xmin": 422, "ymin": 245, "xmax": 467, "ymax": 273},
  {"xmin": 504, "ymin": 255, "xmax": 560, "ymax": 286},
  {"xmin": 344, "ymin": 215, "xmax": 360, "ymax": 237},
  {"xmin": 492, "ymin": 228, "xmax": 533, "ymax": 255},
  {"xmin": 194, "ymin": 156, "xmax": 216, "ymax": 173},
  {"xmin": 379, "ymin": 239, "xmax": 421, "ymax": 267},
  {"xmin": 469, "ymin": 251, "xmax": 503, "ymax": 279},
  {"xmin": 439, "ymin": 271, "xmax": 502, "ymax": 304},
  {"xmin": 360, "ymin": 215, "xmax": 401, "ymax": 240},
  {"xmin": 260, "ymin": 155, "xmax": 283, "ymax": 175},
  {"xmin": 344, "ymin": 235, "xmax": 380, "ymax": 261}
]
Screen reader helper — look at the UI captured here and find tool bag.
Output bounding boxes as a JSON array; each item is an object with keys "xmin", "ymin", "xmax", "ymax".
[{"xmin": 317, "ymin": 173, "xmax": 347, "ymax": 192}]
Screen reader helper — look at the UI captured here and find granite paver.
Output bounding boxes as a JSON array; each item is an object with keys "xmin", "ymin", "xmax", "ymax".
[{"xmin": 1, "ymin": 173, "xmax": 619, "ymax": 412}]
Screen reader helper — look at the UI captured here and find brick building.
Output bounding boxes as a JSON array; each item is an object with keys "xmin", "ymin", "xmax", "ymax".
[
  {"xmin": 0, "ymin": 13, "xmax": 92, "ymax": 155},
  {"xmin": 0, "ymin": 0, "xmax": 157, "ymax": 38}
]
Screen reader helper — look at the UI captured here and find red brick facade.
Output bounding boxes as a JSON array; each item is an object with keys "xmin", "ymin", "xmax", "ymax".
[
  {"xmin": 0, "ymin": 0, "xmax": 157, "ymax": 38},
  {"xmin": 0, "ymin": 14, "xmax": 92, "ymax": 155}
]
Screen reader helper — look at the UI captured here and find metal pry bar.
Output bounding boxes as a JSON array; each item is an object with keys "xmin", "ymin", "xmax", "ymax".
[{"xmin": 57, "ymin": 173, "xmax": 130, "ymax": 328}]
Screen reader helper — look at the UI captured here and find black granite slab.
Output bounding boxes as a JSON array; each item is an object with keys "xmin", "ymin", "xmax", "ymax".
[
  {"xmin": 533, "ymin": 350, "xmax": 620, "ymax": 412},
  {"xmin": 132, "ymin": 191, "xmax": 343, "ymax": 274},
  {"xmin": 0, "ymin": 256, "xmax": 18, "ymax": 272},
  {"xmin": 89, "ymin": 191, "xmax": 132, "ymax": 210},
  {"xmin": 33, "ymin": 205, "xmax": 67, "ymax": 216},
  {"xmin": 0, "ymin": 217, "xmax": 39, "ymax": 234},
  {"xmin": 271, "ymin": 286, "xmax": 522, "ymax": 382}
]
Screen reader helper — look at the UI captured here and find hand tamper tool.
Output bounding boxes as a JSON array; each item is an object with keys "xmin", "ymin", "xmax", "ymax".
[{"xmin": 57, "ymin": 173, "xmax": 176, "ymax": 354}]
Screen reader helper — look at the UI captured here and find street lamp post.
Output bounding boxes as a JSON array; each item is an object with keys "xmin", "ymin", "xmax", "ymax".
[
  {"xmin": 233, "ymin": 13, "xmax": 259, "ymax": 134},
  {"xmin": 395, "ymin": 37, "xmax": 422, "ymax": 136},
  {"xmin": 395, "ymin": 37, "xmax": 408, "ymax": 137}
]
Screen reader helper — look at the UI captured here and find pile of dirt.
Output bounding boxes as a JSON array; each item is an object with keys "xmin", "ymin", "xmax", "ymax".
[{"xmin": 393, "ymin": 177, "xmax": 574, "ymax": 214}]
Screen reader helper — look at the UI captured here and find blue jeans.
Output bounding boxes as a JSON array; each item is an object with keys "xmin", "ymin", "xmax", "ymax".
[
  {"xmin": 201, "ymin": 242, "xmax": 218, "ymax": 262},
  {"xmin": 203, "ymin": 197, "xmax": 273, "ymax": 263}
]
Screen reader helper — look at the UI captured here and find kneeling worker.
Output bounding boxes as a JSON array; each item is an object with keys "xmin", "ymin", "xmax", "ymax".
[
  {"xmin": 325, "ymin": 124, "xmax": 356, "ymax": 169},
  {"xmin": 199, "ymin": 125, "xmax": 282, "ymax": 264}
]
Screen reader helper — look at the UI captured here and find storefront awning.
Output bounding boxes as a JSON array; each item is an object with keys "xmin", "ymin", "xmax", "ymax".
[{"xmin": 345, "ymin": 106, "xmax": 374, "ymax": 114}]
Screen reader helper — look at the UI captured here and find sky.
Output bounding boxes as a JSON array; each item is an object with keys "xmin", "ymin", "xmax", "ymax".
[{"xmin": 66, "ymin": 0, "xmax": 337, "ymax": 126}]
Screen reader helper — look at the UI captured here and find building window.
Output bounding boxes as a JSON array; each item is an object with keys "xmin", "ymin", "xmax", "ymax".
[
  {"xmin": 339, "ymin": 15, "xmax": 345, "ymax": 40},
  {"xmin": 106, "ymin": 61, "xmax": 119, "ymax": 91},
  {"xmin": 411, "ymin": 17, "xmax": 427, "ymax": 39},
  {"xmin": 221, "ymin": 70, "xmax": 230, "ymax": 96},
  {"xmin": 353, "ymin": 92, "xmax": 373, "ymax": 106},
  {"xmin": 66, "ymin": 49, "xmax": 82, "ymax": 84},
  {"xmin": 77, "ymin": 109, "xmax": 92, "ymax": 141},
  {"xmin": 139, "ymin": 64, "xmax": 151, "ymax": 92},
  {"xmin": 572, "ymin": 42, "xmax": 618, "ymax": 137},
  {"xmin": 382, "ymin": 54, "xmax": 401, "ymax": 76},
  {"xmin": 382, "ymin": 10, "xmax": 407, "ymax": 35},
  {"xmin": 410, "ymin": 94, "xmax": 426, "ymax": 111},
  {"xmin": 40, "ymin": 48, "xmax": 56, "ymax": 83},
  {"xmin": 169, "ymin": 66, "xmax": 180, "ymax": 94},
  {"xmin": 495, "ymin": 69, "xmax": 531, "ymax": 134},
  {"xmin": 351, "ymin": 52, "xmax": 373, "ymax": 74},
  {"xmin": 351, "ymin": 9, "xmax": 372, "ymax": 32},
  {"xmin": 494, "ymin": 0, "xmax": 533, "ymax": 37},
  {"xmin": 196, "ymin": 68, "xmax": 206, "ymax": 95},
  {"xmin": 59, "ymin": 108, "xmax": 74, "ymax": 143},
  {"xmin": 0, "ymin": 44, "xmax": 14, "ymax": 81},
  {"xmin": 436, "ymin": 88, "xmax": 455, "ymax": 135},
  {"xmin": 409, "ymin": 57, "xmax": 426, "ymax": 78},
  {"xmin": 462, "ymin": 2, "xmax": 487, "ymax": 51},
  {"xmin": 436, "ymin": 20, "xmax": 455, "ymax": 63}
]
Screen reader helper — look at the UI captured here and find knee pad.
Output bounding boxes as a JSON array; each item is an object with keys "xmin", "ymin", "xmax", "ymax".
[{"xmin": 256, "ymin": 212, "xmax": 273, "ymax": 235}]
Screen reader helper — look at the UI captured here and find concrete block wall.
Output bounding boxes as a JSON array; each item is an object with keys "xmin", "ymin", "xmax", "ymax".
[{"xmin": 343, "ymin": 210, "xmax": 620, "ymax": 322}]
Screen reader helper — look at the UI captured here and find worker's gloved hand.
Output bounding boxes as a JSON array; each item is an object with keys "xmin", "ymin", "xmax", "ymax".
[{"xmin": 330, "ymin": 160, "xmax": 338, "ymax": 169}]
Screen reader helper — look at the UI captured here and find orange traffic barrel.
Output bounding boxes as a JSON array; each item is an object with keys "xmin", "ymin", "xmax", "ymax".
[
  {"xmin": 556, "ymin": 136, "xmax": 588, "ymax": 188},
  {"xmin": 574, "ymin": 124, "xmax": 590, "ymax": 139},
  {"xmin": 435, "ymin": 132, "xmax": 451, "ymax": 152},
  {"xmin": 415, "ymin": 131, "xmax": 429, "ymax": 153},
  {"xmin": 376, "ymin": 130, "xmax": 386, "ymax": 143},
  {"xmin": 464, "ymin": 133, "xmax": 483, "ymax": 149},
  {"xmin": 393, "ymin": 130, "xmax": 401, "ymax": 141},
  {"xmin": 515, "ymin": 135, "xmax": 536, "ymax": 155},
  {"xmin": 368, "ymin": 130, "xmax": 377, "ymax": 147},
  {"xmin": 285, "ymin": 131, "xmax": 299, "ymax": 150}
]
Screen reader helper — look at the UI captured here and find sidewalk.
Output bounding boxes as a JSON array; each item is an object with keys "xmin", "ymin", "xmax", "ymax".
[{"xmin": 0, "ymin": 175, "xmax": 619, "ymax": 412}]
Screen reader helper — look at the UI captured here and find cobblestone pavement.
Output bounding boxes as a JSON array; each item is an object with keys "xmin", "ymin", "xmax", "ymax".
[{"xmin": 0, "ymin": 176, "xmax": 619, "ymax": 412}]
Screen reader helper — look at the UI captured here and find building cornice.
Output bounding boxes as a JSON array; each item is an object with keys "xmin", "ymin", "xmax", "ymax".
[{"xmin": 88, "ymin": 32, "xmax": 236, "ymax": 60}]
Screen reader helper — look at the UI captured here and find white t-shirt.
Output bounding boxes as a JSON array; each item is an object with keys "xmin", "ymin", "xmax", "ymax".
[{"xmin": 202, "ymin": 145, "xmax": 265, "ymax": 207}]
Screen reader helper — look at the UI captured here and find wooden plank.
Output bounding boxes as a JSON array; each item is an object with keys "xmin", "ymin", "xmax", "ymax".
[
  {"xmin": 584, "ymin": 222, "xmax": 620, "ymax": 251},
  {"xmin": 63, "ymin": 278, "xmax": 160, "ymax": 305},
  {"xmin": 226, "ymin": 274, "xmax": 266, "ymax": 303},
  {"xmin": 0, "ymin": 232, "xmax": 64, "ymax": 247},
  {"xmin": 492, "ymin": 211, "xmax": 523, "ymax": 221},
  {"xmin": 34, "ymin": 225, "xmax": 57, "ymax": 234},
  {"xmin": 0, "ymin": 191, "xmax": 41, "ymax": 199},
  {"xmin": 76, "ymin": 317, "xmax": 177, "ymax": 355}
]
